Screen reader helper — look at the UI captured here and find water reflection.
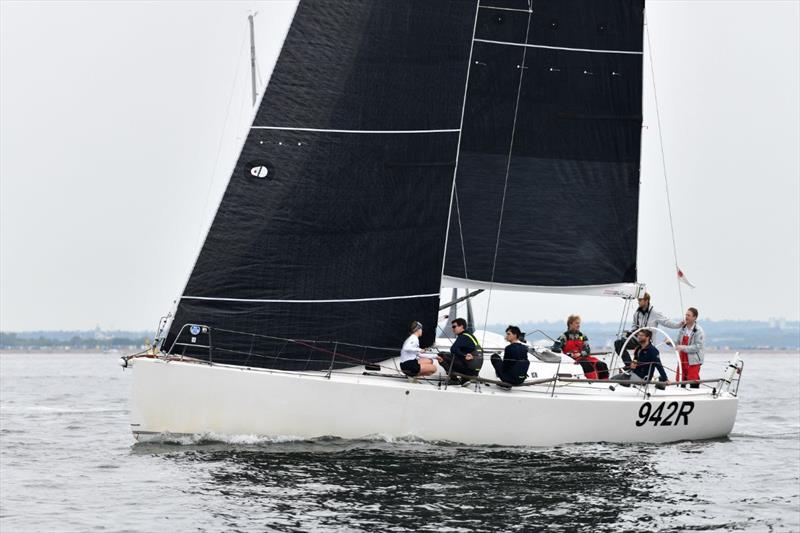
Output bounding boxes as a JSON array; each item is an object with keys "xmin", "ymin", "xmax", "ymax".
[{"xmin": 132, "ymin": 439, "xmax": 679, "ymax": 532}]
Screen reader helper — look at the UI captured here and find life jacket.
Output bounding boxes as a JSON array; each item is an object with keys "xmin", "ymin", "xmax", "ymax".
[
  {"xmin": 562, "ymin": 333, "xmax": 586, "ymax": 355},
  {"xmin": 680, "ymin": 333, "xmax": 690, "ymax": 358},
  {"xmin": 462, "ymin": 332, "xmax": 484, "ymax": 371},
  {"xmin": 679, "ymin": 326, "xmax": 698, "ymax": 358}
]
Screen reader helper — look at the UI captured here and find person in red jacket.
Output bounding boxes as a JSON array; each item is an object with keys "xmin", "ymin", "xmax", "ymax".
[{"xmin": 553, "ymin": 315, "xmax": 609, "ymax": 380}]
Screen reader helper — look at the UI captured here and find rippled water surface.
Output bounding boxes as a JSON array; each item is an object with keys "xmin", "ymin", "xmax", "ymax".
[{"xmin": 1, "ymin": 351, "xmax": 798, "ymax": 532}]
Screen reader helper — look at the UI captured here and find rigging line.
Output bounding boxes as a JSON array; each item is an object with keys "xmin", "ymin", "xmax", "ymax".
[
  {"xmin": 236, "ymin": 56, "xmax": 249, "ymax": 138},
  {"xmin": 617, "ymin": 299, "xmax": 626, "ymax": 334},
  {"xmin": 195, "ymin": 24, "xmax": 249, "ymax": 250},
  {"xmin": 480, "ymin": 7, "xmax": 533, "ymax": 346},
  {"xmin": 618, "ymin": 297, "xmax": 632, "ymax": 335},
  {"xmin": 454, "ymin": 185, "xmax": 469, "ymax": 280},
  {"xmin": 211, "ymin": 327, "xmax": 399, "ymax": 352},
  {"xmin": 645, "ymin": 13, "xmax": 684, "ymax": 313},
  {"xmin": 255, "ymin": 48, "xmax": 264, "ymax": 89},
  {"xmin": 439, "ymin": 1, "xmax": 481, "ymax": 287}
]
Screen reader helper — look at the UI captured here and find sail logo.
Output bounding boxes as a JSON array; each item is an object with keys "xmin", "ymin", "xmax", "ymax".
[
  {"xmin": 251, "ymin": 166, "xmax": 269, "ymax": 178},
  {"xmin": 245, "ymin": 161, "xmax": 274, "ymax": 180}
]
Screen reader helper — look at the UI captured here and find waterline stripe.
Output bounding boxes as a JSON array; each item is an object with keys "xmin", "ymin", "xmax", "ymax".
[
  {"xmin": 474, "ymin": 38, "xmax": 643, "ymax": 55},
  {"xmin": 251, "ymin": 126, "xmax": 459, "ymax": 134},
  {"xmin": 181, "ymin": 293, "xmax": 440, "ymax": 304}
]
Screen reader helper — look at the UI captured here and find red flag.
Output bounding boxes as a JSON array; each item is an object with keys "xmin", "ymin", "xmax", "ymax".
[{"xmin": 677, "ymin": 267, "xmax": 696, "ymax": 288}]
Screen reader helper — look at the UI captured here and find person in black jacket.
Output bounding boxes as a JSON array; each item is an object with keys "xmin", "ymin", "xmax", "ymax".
[
  {"xmin": 491, "ymin": 325, "xmax": 530, "ymax": 386},
  {"xmin": 440, "ymin": 318, "xmax": 482, "ymax": 382}
]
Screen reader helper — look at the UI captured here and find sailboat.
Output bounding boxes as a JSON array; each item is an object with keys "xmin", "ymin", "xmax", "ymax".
[{"xmin": 124, "ymin": 0, "xmax": 743, "ymax": 446}]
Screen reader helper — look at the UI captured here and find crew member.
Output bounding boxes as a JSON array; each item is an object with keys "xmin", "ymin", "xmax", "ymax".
[
  {"xmin": 611, "ymin": 329, "xmax": 669, "ymax": 386},
  {"xmin": 441, "ymin": 318, "xmax": 483, "ymax": 383},
  {"xmin": 491, "ymin": 325, "xmax": 530, "ymax": 386},
  {"xmin": 673, "ymin": 307, "xmax": 705, "ymax": 388},
  {"xmin": 615, "ymin": 292, "xmax": 682, "ymax": 367},
  {"xmin": 553, "ymin": 315, "xmax": 608, "ymax": 380},
  {"xmin": 399, "ymin": 321, "xmax": 441, "ymax": 377}
]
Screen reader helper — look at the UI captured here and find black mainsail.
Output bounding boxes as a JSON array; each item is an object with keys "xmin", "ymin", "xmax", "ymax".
[
  {"xmin": 163, "ymin": 1, "xmax": 479, "ymax": 370},
  {"xmin": 443, "ymin": 0, "xmax": 645, "ymax": 296}
]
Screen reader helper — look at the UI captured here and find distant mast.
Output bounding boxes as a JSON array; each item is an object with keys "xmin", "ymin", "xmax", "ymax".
[{"xmin": 248, "ymin": 12, "xmax": 258, "ymax": 107}]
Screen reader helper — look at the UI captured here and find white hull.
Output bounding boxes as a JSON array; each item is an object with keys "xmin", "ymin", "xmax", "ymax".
[{"xmin": 129, "ymin": 355, "xmax": 738, "ymax": 446}]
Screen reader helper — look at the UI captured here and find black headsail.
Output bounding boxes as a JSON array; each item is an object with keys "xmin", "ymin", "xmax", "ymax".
[
  {"xmin": 163, "ymin": 1, "xmax": 479, "ymax": 370},
  {"xmin": 444, "ymin": 0, "xmax": 645, "ymax": 297}
]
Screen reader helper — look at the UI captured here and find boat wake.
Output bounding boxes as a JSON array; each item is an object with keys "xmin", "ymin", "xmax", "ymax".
[
  {"xmin": 132, "ymin": 431, "xmax": 461, "ymax": 448},
  {"xmin": 133, "ymin": 431, "xmax": 312, "ymax": 446},
  {"xmin": 729, "ymin": 431, "xmax": 800, "ymax": 441}
]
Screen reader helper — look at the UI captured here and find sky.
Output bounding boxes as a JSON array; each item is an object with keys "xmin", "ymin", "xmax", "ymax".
[{"xmin": 1, "ymin": 0, "xmax": 798, "ymax": 332}]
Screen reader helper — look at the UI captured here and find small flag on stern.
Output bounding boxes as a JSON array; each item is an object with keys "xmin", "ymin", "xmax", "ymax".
[{"xmin": 677, "ymin": 267, "xmax": 696, "ymax": 288}]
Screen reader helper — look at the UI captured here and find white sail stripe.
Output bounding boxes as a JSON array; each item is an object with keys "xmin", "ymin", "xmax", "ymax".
[
  {"xmin": 478, "ymin": 6, "xmax": 531, "ymax": 13},
  {"xmin": 473, "ymin": 38, "xmax": 643, "ymax": 55},
  {"xmin": 181, "ymin": 293, "xmax": 440, "ymax": 304},
  {"xmin": 251, "ymin": 126, "xmax": 460, "ymax": 134}
]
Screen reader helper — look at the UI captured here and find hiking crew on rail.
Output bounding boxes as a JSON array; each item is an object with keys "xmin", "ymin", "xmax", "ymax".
[
  {"xmin": 441, "ymin": 318, "xmax": 483, "ymax": 384},
  {"xmin": 399, "ymin": 321, "xmax": 442, "ymax": 377},
  {"xmin": 491, "ymin": 325, "xmax": 530, "ymax": 386}
]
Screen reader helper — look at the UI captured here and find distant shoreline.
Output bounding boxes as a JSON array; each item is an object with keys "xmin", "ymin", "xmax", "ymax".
[{"xmin": 0, "ymin": 348, "xmax": 144, "ymax": 355}]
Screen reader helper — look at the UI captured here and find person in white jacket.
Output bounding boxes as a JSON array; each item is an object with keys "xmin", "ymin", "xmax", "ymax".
[
  {"xmin": 631, "ymin": 292, "xmax": 683, "ymax": 331},
  {"xmin": 399, "ymin": 321, "xmax": 441, "ymax": 377},
  {"xmin": 615, "ymin": 292, "xmax": 682, "ymax": 367}
]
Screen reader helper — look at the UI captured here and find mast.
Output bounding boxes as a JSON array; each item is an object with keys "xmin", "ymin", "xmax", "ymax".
[{"xmin": 248, "ymin": 12, "xmax": 258, "ymax": 107}]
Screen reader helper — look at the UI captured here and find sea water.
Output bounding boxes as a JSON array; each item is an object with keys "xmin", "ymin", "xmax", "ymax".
[{"xmin": 1, "ymin": 351, "xmax": 798, "ymax": 532}]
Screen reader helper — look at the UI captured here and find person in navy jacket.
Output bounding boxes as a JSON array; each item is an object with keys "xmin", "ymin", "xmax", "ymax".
[
  {"xmin": 441, "ymin": 318, "xmax": 482, "ymax": 382},
  {"xmin": 491, "ymin": 325, "xmax": 530, "ymax": 386},
  {"xmin": 612, "ymin": 329, "xmax": 669, "ymax": 386}
]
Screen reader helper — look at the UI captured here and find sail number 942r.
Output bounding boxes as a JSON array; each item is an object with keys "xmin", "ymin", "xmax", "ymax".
[{"xmin": 636, "ymin": 401, "xmax": 694, "ymax": 427}]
